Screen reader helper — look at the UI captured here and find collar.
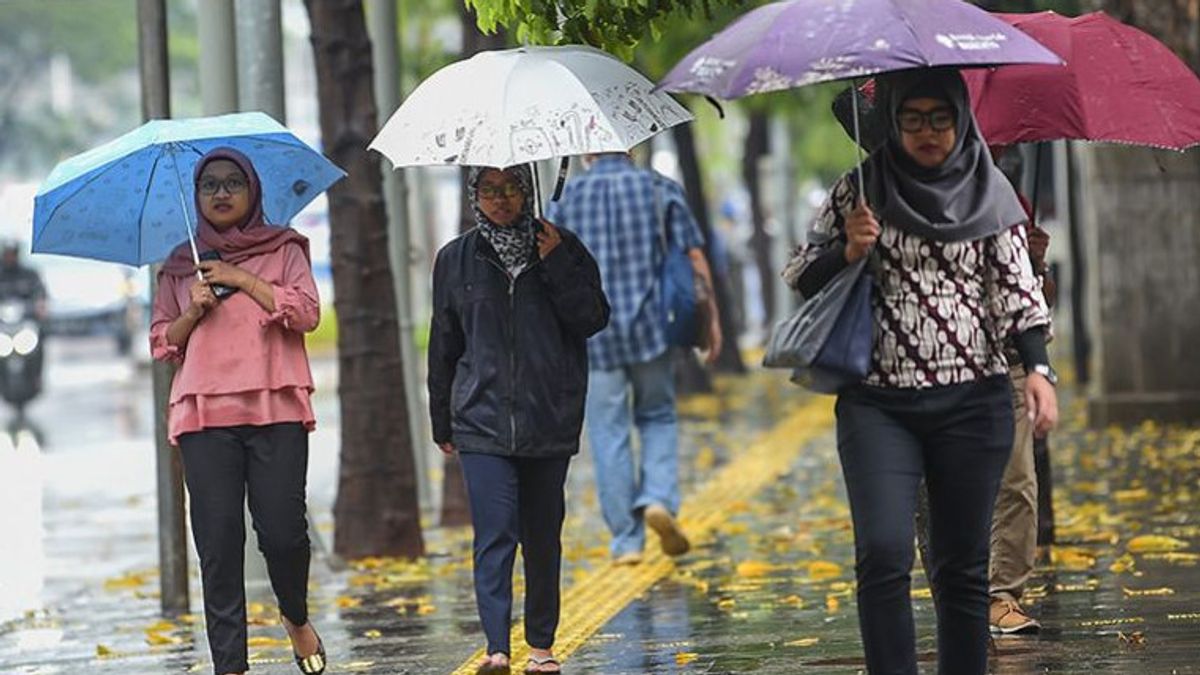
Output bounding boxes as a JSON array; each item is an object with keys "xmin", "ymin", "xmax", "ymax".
[{"xmin": 588, "ymin": 155, "xmax": 635, "ymax": 174}]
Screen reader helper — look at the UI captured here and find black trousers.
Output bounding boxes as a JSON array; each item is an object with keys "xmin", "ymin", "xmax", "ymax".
[
  {"xmin": 459, "ymin": 452, "xmax": 570, "ymax": 656},
  {"xmin": 178, "ymin": 423, "xmax": 311, "ymax": 674},
  {"xmin": 835, "ymin": 376, "xmax": 1013, "ymax": 675}
]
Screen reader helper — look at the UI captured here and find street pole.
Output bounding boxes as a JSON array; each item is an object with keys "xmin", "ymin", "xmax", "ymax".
[
  {"xmin": 137, "ymin": 0, "xmax": 189, "ymax": 616},
  {"xmin": 198, "ymin": 0, "xmax": 239, "ymax": 115},
  {"xmin": 235, "ymin": 0, "xmax": 286, "ymax": 122},
  {"xmin": 366, "ymin": 0, "xmax": 430, "ymax": 513}
]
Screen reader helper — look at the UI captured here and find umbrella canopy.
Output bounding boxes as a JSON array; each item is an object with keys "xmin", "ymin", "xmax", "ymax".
[
  {"xmin": 963, "ymin": 11, "xmax": 1200, "ymax": 150},
  {"xmin": 657, "ymin": 0, "xmax": 1063, "ymax": 100},
  {"xmin": 33, "ymin": 112, "xmax": 345, "ymax": 267},
  {"xmin": 370, "ymin": 45, "xmax": 694, "ymax": 169}
]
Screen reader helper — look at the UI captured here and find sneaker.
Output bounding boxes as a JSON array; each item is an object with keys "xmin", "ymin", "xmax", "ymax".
[
  {"xmin": 644, "ymin": 504, "xmax": 690, "ymax": 556},
  {"xmin": 613, "ymin": 551, "xmax": 643, "ymax": 566},
  {"xmin": 989, "ymin": 598, "xmax": 1041, "ymax": 635}
]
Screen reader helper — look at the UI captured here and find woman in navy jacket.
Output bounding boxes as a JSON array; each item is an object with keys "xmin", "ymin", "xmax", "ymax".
[{"xmin": 428, "ymin": 165, "xmax": 609, "ymax": 674}]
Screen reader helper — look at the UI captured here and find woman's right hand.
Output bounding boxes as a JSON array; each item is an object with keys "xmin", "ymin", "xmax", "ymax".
[
  {"xmin": 437, "ymin": 442, "xmax": 455, "ymax": 456},
  {"xmin": 844, "ymin": 203, "xmax": 881, "ymax": 263},
  {"xmin": 186, "ymin": 281, "xmax": 218, "ymax": 319}
]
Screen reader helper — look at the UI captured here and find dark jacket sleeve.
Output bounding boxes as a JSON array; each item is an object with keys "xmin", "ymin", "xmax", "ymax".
[
  {"xmin": 537, "ymin": 230, "xmax": 610, "ymax": 339},
  {"xmin": 795, "ymin": 241, "xmax": 849, "ymax": 300},
  {"xmin": 427, "ymin": 246, "xmax": 464, "ymax": 445}
]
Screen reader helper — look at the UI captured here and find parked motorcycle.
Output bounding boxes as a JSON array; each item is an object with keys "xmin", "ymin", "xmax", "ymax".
[{"xmin": 0, "ymin": 299, "xmax": 43, "ymax": 415}]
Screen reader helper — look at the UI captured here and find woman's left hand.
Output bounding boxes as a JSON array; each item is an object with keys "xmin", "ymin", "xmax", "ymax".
[
  {"xmin": 1024, "ymin": 373, "xmax": 1059, "ymax": 438},
  {"xmin": 536, "ymin": 219, "xmax": 563, "ymax": 259},
  {"xmin": 196, "ymin": 260, "xmax": 250, "ymax": 289}
]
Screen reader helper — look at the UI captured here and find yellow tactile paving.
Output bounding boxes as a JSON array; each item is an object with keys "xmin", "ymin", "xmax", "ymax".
[{"xmin": 451, "ymin": 395, "xmax": 835, "ymax": 674}]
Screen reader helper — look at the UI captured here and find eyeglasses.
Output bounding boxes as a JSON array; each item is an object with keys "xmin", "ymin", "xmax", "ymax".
[
  {"xmin": 198, "ymin": 176, "xmax": 249, "ymax": 196},
  {"xmin": 478, "ymin": 183, "xmax": 523, "ymax": 201},
  {"xmin": 897, "ymin": 108, "xmax": 956, "ymax": 133}
]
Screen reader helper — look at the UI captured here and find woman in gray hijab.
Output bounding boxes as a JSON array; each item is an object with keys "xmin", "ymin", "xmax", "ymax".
[{"xmin": 785, "ymin": 68, "xmax": 1058, "ymax": 675}]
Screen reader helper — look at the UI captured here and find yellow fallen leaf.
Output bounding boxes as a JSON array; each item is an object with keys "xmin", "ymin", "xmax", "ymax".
[
  {"xmin": 417, "ymin": 603, "xmax": 437, "ymax": 615},
  {"xmin": 675, "ymin": 652, "xmax": 699, "ymax": 665},
  {"xmin": 1143, "ymin": 552, "xmax": 1200, "ymax": 565},
  {"xmin": 825, "ymin": 594, "xmax": 840, "ymax": 612},
  {"xmin": 96, "ymin": 644, "xmax": 116, "ymax": 657},
  {"xmin": 736, "ymin": 560, "xmax": 775, "ymax": 578},
  {"xmin": 716, "ymin": 598, "xmax": 736, "ymax": 611},
  {"xmin": 247, "ymin": 636, "xmax": 291, "ymax": 648},
  {"xmin": 778, "ymin": 594, "xmax": 804, "ymax": 608},
  {"xmin": 145, "ymin": 631, "xmax": 181, "ymax": 646},
  {"xmin": 1128, "ymin": 535, "xmax": 1188, "ymax": 553},
  {"xmin": 911, "ymin": 587, "xmax": 933, "ymax": 599},
  {"xmin": 808, "ymin": 560, "xmax": 843, "ymax": 581},
  {"xmin": 1113, "ymin": 488, "xmax": 1151, "ymax": 504},
  {"xmin": 1051, "ymin": 547, "xmax": 1097, "ymax": 571},
  {"xmin": 335, "ymin": 596, "xmax": 362, "ymax": 609},
  {"xmin": 784, "ymin": 637, "xmax": 820, "ymax": 648},
  {"xmin": 1109, "ymin": 554, "xmax": 1136, "ymax": 574},
  {"xmin": 364, "ymin": 629, "xmax": 382, "ymax": 639},
  {"xmin": 1122, "ymin": 586, "xmax": 1175, "ymax": 597},
  {"xmin": 103, "ymin": 571, "xmax": 151, "ymax": 591}
]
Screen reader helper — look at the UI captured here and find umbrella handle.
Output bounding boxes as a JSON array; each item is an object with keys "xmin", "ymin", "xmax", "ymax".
[
  {"xmin": 551, "ymin": 157, "xmax": 570, "ymax": 202},
  {"xmin": 530, "ymin": 161, "xmax": 544, "ymax": 220}
]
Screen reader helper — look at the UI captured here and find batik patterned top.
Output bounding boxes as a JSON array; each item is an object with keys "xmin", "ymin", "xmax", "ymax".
[{"xmin": 786, "ymin": 173, "xmax": 1049, "ymax": 389}]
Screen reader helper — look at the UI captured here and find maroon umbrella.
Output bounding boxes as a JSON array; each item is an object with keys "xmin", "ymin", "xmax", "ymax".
[{"xmin": 963, "ymin": 11, "xmax": 1200, "ymax": 150}]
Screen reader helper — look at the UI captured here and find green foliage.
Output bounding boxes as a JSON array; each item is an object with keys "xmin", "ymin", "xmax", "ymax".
[{"xmin": 465, "ymin": 0, "xmax": 741, "ymax": 58}]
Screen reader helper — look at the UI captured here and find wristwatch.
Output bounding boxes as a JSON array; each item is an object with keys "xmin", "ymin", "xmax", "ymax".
[{"xmin": 1031, "ymin": 363, "xmax": 1058, "ymax": 386}]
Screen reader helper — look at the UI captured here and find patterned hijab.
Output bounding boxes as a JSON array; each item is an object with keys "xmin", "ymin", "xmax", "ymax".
[
  {"xmin": 862, "ymin": 68, "xmax": 1027, "ymax": 243},
  {"xmin": 467, "ymin": 165, "xmax": 537, "ymax": 275}
]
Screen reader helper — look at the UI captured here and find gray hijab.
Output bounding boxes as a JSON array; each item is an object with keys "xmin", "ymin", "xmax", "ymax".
[
  {"xmin": 862, "ymin": 68, "xmax": 1027, "ymax": 243},
  {"xmin": 467, "ymin": 165, "xmax": 537, "ymax": 275}
]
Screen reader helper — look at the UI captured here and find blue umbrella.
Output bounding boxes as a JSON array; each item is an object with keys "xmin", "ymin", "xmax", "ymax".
[{"xmin": 32, "ymin": 112, "xmax": 345, "ymax": 267}]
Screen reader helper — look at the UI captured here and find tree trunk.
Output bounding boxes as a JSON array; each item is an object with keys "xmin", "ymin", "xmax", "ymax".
[
  {"xmin": 305, "ymin": 0, "xmax": 424, "ymax": 559},
  {"xmin": 742, "ymin": 110, "xmax": 775, "ymax": 329},
  {"xmin": 441, "ymin": 4, "xmax": 511, "ymax": 527},
  {"xmin": 672, "ymin": 119, "xmax": 747, "ymax": 375}
]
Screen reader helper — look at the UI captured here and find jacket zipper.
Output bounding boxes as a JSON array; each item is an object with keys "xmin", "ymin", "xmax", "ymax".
[{"xmin": 481, "ymin": 254, "xmax": 535, "ymax": 456}]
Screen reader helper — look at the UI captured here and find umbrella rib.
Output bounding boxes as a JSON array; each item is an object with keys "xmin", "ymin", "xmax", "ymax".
[{"xmin": 135, "ymin": 151, "xmax": 167, "ymax": 267}]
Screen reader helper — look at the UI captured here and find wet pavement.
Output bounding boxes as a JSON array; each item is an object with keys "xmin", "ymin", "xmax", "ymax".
[{"xmin": 1, "ymin": 341, "xmax": 1198, "ymax": 673}]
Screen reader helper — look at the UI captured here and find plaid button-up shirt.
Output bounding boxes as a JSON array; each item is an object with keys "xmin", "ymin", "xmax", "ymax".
[{"xmin": 547, "ymin": 156, "xmax": 704, "ymax": 371}]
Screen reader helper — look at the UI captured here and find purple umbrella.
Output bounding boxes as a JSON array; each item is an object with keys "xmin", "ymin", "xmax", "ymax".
[{"xmin": 658, "ymin": 0, "xmax": 1063, "ymax": 100}]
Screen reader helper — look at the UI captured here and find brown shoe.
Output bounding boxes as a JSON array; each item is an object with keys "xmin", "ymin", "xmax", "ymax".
[
  {"xmin": 990, "ymin": 598, "xmax": 1041, "ymax": 635},
  {"xmin": 644, "ymin": 504, "xmax": 690, "ymax": 556}
]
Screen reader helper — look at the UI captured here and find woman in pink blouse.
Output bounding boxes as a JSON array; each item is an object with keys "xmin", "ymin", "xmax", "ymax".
[
  {"xmin": 151, "ymin": 148, "xmax": 326, "ymax": 675},
  {"xmin": 785, "ymin": 69, "xmax": 1058, "ymax": 675}
]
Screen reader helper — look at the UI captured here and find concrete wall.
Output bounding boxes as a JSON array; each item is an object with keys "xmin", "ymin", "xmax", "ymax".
[{"xmin": 1076, "ymin": 144, "xmax": 1200, "ymax": 425}]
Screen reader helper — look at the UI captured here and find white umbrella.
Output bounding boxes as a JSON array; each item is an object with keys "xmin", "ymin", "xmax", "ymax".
[{"xmin": 370, "ymin": 45, "xmax": 693, "ymax": 195}]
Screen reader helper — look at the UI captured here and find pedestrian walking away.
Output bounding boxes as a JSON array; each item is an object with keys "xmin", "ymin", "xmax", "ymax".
[
  {"xmin": 548, "ymin": 153, "xmax": 722, "ymax": 565},
  {"xmin": 149, "ymin": 148, "xmax": 326, "ymax": 675},
  {"xmin": 784, "ymin": 68, "xmax": 1058, "ymax": 675},
  {"xmin": 428, "ymin": 165, "xmax": 610, "ymax": 674}
]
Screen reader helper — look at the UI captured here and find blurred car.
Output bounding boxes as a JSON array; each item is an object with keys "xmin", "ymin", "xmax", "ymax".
[{"xmin": 34, "ymin": 253, "xmax": 145, "ymax": 354}]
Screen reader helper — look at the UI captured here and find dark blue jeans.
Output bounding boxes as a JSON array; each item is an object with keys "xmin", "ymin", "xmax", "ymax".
[
  {"xmin": 835, "ymin": 376, "xmax": 1013, "ymax": 675},
  {"xmin": 459, "ymin": 452, "xmax": 570, "ymax": 656}
]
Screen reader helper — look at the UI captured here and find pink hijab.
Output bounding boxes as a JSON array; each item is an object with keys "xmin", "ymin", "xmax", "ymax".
[{"xmin": 160, "ymin": 147, "xmax": 309, "ymax": 278}]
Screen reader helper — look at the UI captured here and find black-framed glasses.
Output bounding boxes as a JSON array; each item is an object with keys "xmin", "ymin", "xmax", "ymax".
[
  {"xmin": 198, "ymin": 176, "xmax": 249, "ymax": 196},
  {"xmin": 897, "ymin": 107, "xmax": 956, "ymax": 133},
  {"xmin": 478, "ymin": 183, "xmax": 523, "ymax": 201}
]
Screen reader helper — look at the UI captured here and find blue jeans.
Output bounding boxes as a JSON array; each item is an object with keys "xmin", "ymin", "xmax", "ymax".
[{"xmin": 585, "ymin": 352, "xmax": 681, "ymax": 556}]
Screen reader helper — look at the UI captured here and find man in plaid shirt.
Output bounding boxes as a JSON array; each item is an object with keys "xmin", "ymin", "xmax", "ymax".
[{"xmin": 548, "ymin": 153, "xmax": 721, "ymax": 563}]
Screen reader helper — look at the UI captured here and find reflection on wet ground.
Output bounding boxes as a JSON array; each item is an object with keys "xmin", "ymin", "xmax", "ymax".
[{"xmin": 1, "ymin": 345, "xmax": 1198, "ymax": 673}]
